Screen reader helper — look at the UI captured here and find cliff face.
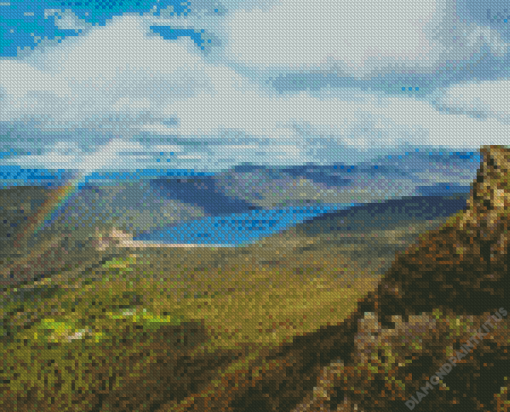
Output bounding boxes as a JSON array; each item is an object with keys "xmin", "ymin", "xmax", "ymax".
[
  {"xmin": 171, "ymin": 146, "xmax": 510, "ymax": 412},
  {"xmin": 460, "ymin": 146, "xmax": 510, "ymax": 239},
  {"xmin": 296, "ymin": 145, "xmax": 510, "ymax": 412},
  {"xmin": 375, "ymin": 146, "xmax": 510, "ymax": 324}
]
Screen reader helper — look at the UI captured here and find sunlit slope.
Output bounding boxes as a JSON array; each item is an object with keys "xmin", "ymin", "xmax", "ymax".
[{"xmin": 0, "ymin": 188, "xmax": 472, "ymax": 412}]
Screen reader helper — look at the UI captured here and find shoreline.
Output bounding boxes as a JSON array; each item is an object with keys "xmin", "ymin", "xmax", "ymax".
[
  {"xmin": 94, "ymin": 228, "xmax": 236, "ymax": 250},
  {"xmin": 118, "ymin": 240, "xmax": 236, "ymax": 249}
]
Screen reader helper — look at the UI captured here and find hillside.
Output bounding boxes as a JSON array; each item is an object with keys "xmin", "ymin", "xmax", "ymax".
[
  {"xmin": 1, "ymin": 148, "xmax": 505, "ymax": 412},
  {"xmin": 0, "ymin": 156, "xmax": 472, "ymax": 287},
  {"xmin": 161, "ymin": 146, "xmax": 510, "ymax": 412}
]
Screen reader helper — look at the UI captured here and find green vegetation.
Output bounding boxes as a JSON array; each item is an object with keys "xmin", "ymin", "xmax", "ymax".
[
  {"xmin": 0, "ymin": 240, "xmax": 381, "ymax": 411},
  {"xmin": 0, "ymin": 188, "xmax": 471, "ymax": 411}
]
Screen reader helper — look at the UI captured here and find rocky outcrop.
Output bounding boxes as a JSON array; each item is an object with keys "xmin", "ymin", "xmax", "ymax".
[
  {"xmin": 167, "ymin": 146, "xmax": 510, "ymax": 412},
  {"xmin": 291, "ymin": 308, "xmax": 509, "ymax": 412},
  {"xmin": 374, "ymin": 146, "xmax": 510, "ymax": 325},
  {"xmin": 293, "ymin": 145, "xmax": 510, "ymax": 412},
  {"xmin": 92, "ymin": 227, "xmax": 134, "ymax": 251}
]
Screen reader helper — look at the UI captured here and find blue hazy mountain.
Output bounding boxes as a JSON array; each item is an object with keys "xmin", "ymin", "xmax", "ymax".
[
  {"xmin": 149, "ymin": 177, "xmax": 262, "ymax": 215},
  {"xmin": 0, "ymin": 149, "xmax": 480, "ymax": 247},
  {"xmin": 414, "ymin": 182, "xmax": 472, "ymax": 196}
]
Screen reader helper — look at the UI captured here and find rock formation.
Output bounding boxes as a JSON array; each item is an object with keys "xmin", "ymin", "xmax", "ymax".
[
  {"xmin": 92, "ymin": 227, "xmax": 134, "ymax": 251},
  {"xmin": 374, "ymin": 146, "xmax": 510, "ymax": 325},
  {"xmin": 169, "ymin": 146, "xmax": 510, "ymax": 412},
  {"xmin": 292, "ymin": 145, "xmax": 510, "ymax": 412}
]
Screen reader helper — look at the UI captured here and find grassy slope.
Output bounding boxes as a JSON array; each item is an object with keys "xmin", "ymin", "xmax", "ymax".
[{"xmin": 0, "ymin": 194, "xmax": 469, "ymax": 411}]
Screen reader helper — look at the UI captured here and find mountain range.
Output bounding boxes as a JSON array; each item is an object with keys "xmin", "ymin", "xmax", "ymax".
[{"xmin": 2, "ymin": 148, "xmax": 505, "ymax": 412}]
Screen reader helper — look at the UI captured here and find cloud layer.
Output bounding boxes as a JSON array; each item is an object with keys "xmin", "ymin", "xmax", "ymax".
[{"xmin": 1, "ymin": 0, "xmax": 510, "ymax": 171}]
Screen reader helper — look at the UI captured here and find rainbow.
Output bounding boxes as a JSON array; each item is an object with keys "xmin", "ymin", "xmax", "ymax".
[
  {"xmin": 13, "ymin": 138, "xmax": 125, "ymax": 248},
  {"xmin": 14, "ymin": 173, "xmax": 85, "ymax": 248}
]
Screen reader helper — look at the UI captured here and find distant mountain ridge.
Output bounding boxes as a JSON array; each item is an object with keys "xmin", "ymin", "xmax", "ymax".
[
  {"xmin": 1, "ymin": 148, "xmax": 506, "ymax": 412},
  {"xmin": 291, "ymin": 193, "xmax": 470, "ymax": 236},
  {"xmin": 0, "ymin": 151, "xmax": 479, "ymax": 286}
]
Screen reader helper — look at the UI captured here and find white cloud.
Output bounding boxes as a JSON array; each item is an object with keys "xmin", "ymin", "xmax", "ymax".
[
  {"xmin": 159, "ymin": 71, "xmax": 510, "ymax": 153},
  {"xmin": 5, "ymin": 138, "xmax": 153, "ymax": 171},
  {"xmin": 0, "ymin": 14, "xmax": 212, "ymax": 130},
  {"xmin": 75, "ymin": 138, "xmax": 151, "ymax": 172},
  {"xmin": 0, "ymin": 60, "xmax": 72, "ymax": 100},
  {"xmin": 4, "ymin": 141, "xmax": 83, "ymax": 169},
  {"xmin": 409, "ymin": 105, "xmax": 510, "ymax": 147},
  {"xmin": 175, "ymin": 154, "xmax": 203, "ymax": 159},
  {"xmin": 1, "ymin": 6, "xmax": 510, "ymax": 172},
  {"xmin": 435, "ymin": 79, "xmax": 510, "ymax": 123},
  {"xmin": 151, "ymin": 144, "xmax": 184, "ymax": 153},
  {"xmin": 44, "ymin": 8, "xmax": 90, "ymax": 32},
  {"xmin": 111, "ymin": 97, "xmax": 153, "ymax": 114},
  {"xmin": 222, "ymin": 0, "xmax": 508, "ymax": 78}
]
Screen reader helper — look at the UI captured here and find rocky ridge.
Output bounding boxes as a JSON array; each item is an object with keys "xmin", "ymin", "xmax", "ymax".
[{"xmin": 168, "ymin": 146, "xmax": 510, "ymax": 412}]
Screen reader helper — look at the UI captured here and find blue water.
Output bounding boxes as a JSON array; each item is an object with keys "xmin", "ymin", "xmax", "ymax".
[
  {"xmin": 0, "ymin": 148, "xmax": 481, "ymax": 246},
  {"xmin": 132, "ymin": 203, "xmax": 358, "ymax": 246},
  {"xmin": 131, "ymin": 185, "xmax": 473, "ymax": 246}
]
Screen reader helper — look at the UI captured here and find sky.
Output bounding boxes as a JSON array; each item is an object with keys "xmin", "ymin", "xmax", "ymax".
[{"xmin": 1, "ymin": 0, "xmax": 510, "ymax": 173}]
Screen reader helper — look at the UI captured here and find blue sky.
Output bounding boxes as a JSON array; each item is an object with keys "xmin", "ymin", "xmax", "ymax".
[{"xmin": 1, "ymin": 0, "xmax": 510, "ymax": 172}]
